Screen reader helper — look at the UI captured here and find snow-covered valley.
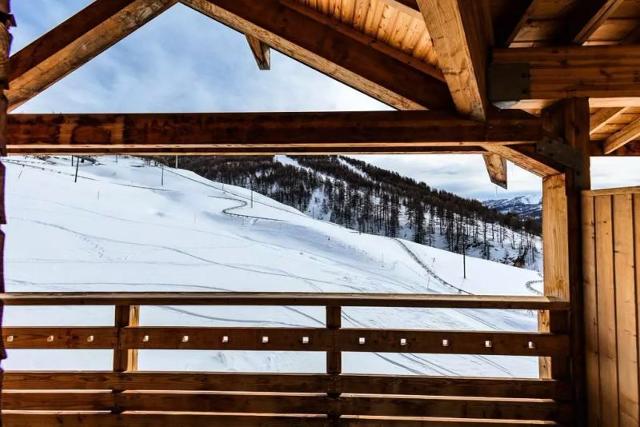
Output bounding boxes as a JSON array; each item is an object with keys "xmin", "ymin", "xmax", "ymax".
[{"xmin": 3, "ymin": 156, "xmax": 543, "ymax": 377}]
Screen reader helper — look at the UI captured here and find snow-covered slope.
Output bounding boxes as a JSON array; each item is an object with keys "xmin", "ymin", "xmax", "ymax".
[{"xmin": 3, "ymin": 156, "xmax": 542, "ymax": 377}]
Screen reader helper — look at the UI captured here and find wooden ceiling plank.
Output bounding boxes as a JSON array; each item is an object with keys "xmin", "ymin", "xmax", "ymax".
[
  {"xmin": 590, "ymin": 107, "xmax": 626, "ymax": 135},
  {"xmin": 8, "ymin": 0, "xmax": 178, "ymax": 111},
  {"xmin": 245, "ymin": 34, "xmax": 271, "ymax": 70},
  {"xmin": 180, "ymin": 0, "xmax": 453, "ymax": 110},
  {"xmin": 417, "ymin": 0, "xmax": 508, "ymax": 188},
  {"xmin": 604, "ymin": 116, "xmax": 640, "ymax": 154},
  {"xmin": 566, "ymin": 0, "xmax": 626, "ymax": 44}
]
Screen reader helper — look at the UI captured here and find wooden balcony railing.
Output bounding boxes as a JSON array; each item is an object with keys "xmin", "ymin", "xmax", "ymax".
[{"xmin": 0, "ymin": 292, "xmax": 572, "ymax": 426}]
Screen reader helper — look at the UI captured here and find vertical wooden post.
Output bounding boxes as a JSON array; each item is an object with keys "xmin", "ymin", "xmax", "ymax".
[
  {"xmin": 0, "ymin": 1, "xmax": 12, "ymax": 406},
  {"xmin": 113, "ymin": 304, "xmax": 139, "ymax": 413},
  {"xmin": 541, "ymin": 98, "xmax": 591, "ymax": 426},
  {"xmin": 326, "ymin": 305, "xmax": 341, "ymax": 426},
  {"xmin": 114, "ymin": 305, "xmax": 139, "ymax": 372}
]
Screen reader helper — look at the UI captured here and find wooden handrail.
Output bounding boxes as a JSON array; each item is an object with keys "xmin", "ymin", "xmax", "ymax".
[
  {"xmin": 0, "ymin": 291, "xmax": 571, "ymax": 425},
  {"xmin": 0, "ymin": 292, "xmax": 569, "ymax": 310}
]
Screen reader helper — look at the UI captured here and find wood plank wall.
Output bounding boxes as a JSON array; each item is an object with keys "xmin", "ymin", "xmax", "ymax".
[{"xmin": 583, "ymin": 187, "xmax": 640, "ymax": 427}]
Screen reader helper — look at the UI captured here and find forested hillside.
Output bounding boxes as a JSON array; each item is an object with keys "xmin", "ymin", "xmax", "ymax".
[{"xmin": 158, "ymin": 155, "xmax": 542, "ymax": 270}]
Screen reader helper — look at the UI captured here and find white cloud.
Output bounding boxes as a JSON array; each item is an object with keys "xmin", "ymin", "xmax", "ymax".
[{"xmin": 10, "ymin": 1, "xmax": 640, "ymax": 199}]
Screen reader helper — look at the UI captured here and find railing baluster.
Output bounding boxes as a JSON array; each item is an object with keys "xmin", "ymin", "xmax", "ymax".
[
  {"xmin": 326, "ymin": 305, "xmax": 341, "ymax": 426},
  {"xmin": 112, "ymin": 304, "xmax": 139, "ymax": 413}
]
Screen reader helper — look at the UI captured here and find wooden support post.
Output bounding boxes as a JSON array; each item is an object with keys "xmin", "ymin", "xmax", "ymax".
[
  {"xmin": 113, "ymin": 304, "xmax": 139, "ymax": 413},
  {"xmin": 541, "ymin": 98, "xmax": 591, "ymax": 426},
  {"xmin": 326, "ymin": 305, "xmax": 341, "ymax": 426},
  {"xmin": 114, "ymin": 305, "xmax": 139, "ymax": 372},
  {"xmin": 0, "ymin": 0, "xmax": 12, "ymax": 390}
]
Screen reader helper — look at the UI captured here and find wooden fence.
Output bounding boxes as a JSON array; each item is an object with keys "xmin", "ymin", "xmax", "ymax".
[
  {"xmin": 583, "ymin": 187, "xmax": 640, "ymax": 427},
  {"xmin": 1, "ymin": 292, "xmax": 572, "ymax": 426}
]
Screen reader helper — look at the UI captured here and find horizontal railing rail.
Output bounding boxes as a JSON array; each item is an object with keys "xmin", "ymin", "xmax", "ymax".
[
  {"xmin": 2, "ymin": 326, "xmax": 567, "ymax": 356},
  {"xmin": 2, "ymin": 371, "xmax": 572, "ymax": 399},
  {"xmin": 0, "ymin": 292, "xmax": 571, "ymax": 427},
  {"xmin": 0, "ymin": 291, "xmax": 570, "ymax": 309}
]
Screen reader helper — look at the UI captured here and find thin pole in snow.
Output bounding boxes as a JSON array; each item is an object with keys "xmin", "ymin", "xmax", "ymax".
[
  {"xmin": 161, "ymin": 165, "xmax": 164, "ymax": 186},
  {"xmin": 462, "ymin": 226, "xmax": 467, "ymax": 279},
  {"xmin": 175, "ymin": 156, "xmax": 178, "ymax": 169},
  {"xmin": 74, "ymin": 158, "xmax": 80, "ymax": 183},
  {"xmin": 71, "ymin": 156, "xmax": 74, "ymax": 167}
]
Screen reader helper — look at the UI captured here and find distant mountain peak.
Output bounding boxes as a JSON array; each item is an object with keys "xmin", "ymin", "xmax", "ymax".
[{"xmin": 483, "ymin": 195, "xmax": 542, "ymax": 220}]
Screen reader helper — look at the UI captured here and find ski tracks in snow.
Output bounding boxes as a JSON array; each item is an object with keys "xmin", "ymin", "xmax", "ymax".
[{"xmin": 394, "ymin": 238, "xmax": 471, "ymax": 295}]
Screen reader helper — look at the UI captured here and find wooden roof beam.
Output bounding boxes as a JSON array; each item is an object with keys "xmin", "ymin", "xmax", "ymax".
[
  {"xmin": 245, "ymin": 35, "xmax": 270, "ymax": 71},
  {"xmin": 594, "ymin": 140, "xmax": 640, "ymax": 156},
  {"xmin": 6, "ymin": 146, "xmax": 489, "ymax": 156},
  {"xmin": 500, "ymin": 1, "xmax": 536, "ymax": 47},
  {"xmin": 482, "ymin": 144, "xmax": 562, "ymax": 178},
  {"xmin": 493, "ymin": 0, "xmax": 535, "ymax": 47},
  {"xmin": 381, "ymin": 0, "xmax": 422, "ymax": 18},
  {"xmin": 503, "ymin": 0, "xmax": 621, "ymax": 47},
  {"xmin": 417, "ymin": 0, "xmax": 508, "ymax": 188},
  {"xmin": 590, "ymin": 107, "xmax": 626, "ymax": 136},
  {"xmin": 482, "ymin": 153, "xmax": 508, "ymax": 187},
  {"xmin": 417, "ymin": 0, "xmax": 490, "ymax": 120},
  {"xmin": 603, "ymin": 117, "xmax": 640, "ymax": 154},
  {"xmin": 490, "ymin": 45, "xmax": 640, "ymax": 106},
  {"xmin": 180, "ymin": 0, "xmax": 453, "ymax": 111},
  {"xmin": 564, "ymin": 0, "xmax": 625, "ymax": 45},
  {"xmin": 8, "ymin": 0, "xmax": 178, "ymax": 111},
  {"xmin": 5, "ymin": 110, "xmax": 543, "ymax": 155}
]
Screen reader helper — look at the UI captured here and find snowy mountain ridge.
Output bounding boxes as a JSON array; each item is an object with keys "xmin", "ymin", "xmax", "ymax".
[
  {"xmin": 483, "ymin": 195, "xmax": 543, "ymax": 221},
  {"xmin": 164, "ymin": 155, "xmax": 542, "ymax": 271}
]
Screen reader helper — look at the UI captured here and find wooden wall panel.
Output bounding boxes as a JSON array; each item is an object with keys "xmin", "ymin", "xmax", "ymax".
[
  {"xmin": 594, "ymin": 194, "xmax": 619, "ymax": 426},
  {"xmin": 584, "ymin": 188, "xmax": 640, "ymax": 427},
  {"xmin": 613, "ymin": 194, "xmax": 639, "ymax": 426},
  {"xmin": 583, "ymin": 193, "xmax": 600, "ymax": 425}
]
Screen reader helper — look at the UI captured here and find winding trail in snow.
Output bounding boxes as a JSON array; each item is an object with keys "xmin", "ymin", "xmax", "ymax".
[
  {"xmin": 210, "ymin": 195, "xmax": 283, "ymax": 223},
  {"xmin": 162, "ymin": 167, "xmax": 306, "ymax": 218}
]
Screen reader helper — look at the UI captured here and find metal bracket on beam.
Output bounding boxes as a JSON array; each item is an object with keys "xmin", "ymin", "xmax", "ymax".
[
  {"xmin": 488, "ymin": 63, "xmax": 530, "ymax": 109},
  {"xmin": 535, "ymin": 137, "xmax": 584, "ymax": 170}
]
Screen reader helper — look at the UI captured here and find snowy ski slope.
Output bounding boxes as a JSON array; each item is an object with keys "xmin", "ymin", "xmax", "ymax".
[{"xmin": 3, "ymin": 156, "xmax": 543, "ymax": 377}]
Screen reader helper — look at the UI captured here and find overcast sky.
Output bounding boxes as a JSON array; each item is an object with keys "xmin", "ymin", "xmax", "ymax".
[{"xmin": 11, "ymin": 1, "xmax": 640, "ymax": 200}]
